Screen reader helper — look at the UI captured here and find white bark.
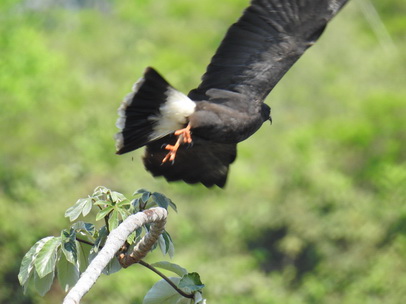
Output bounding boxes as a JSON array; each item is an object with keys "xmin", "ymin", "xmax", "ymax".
[{"xmin": 63, "ymin": 207, "xmax": 168, "ymax": 304}]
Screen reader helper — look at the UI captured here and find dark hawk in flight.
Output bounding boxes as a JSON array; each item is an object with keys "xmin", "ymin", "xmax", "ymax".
[{"xmin": 115, "ymin": 0, "xmax": 349, "ymax": 187}]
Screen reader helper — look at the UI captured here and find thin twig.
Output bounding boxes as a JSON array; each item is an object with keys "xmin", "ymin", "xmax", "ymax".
[{"xmin": 138, "ymin": 260, "xmax": 194, "ymax": 299}]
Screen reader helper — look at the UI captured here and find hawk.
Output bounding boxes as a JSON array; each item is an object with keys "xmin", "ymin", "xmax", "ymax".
[{"xmin": 115, "ymin": 0, "xmax": 349, "ymax": 187}]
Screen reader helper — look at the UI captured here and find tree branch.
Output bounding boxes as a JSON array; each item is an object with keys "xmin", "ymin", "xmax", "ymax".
[
  {"xmin": 117, "ymin": 211, "xmax": 167, "ymax": 267},
  {"xmin": 138, "ymin": 260, "xmax": 194, "ymax": 299},
  {"xmin": 63, "ymin": 207, "xmax": 168, "ymax": 304}
]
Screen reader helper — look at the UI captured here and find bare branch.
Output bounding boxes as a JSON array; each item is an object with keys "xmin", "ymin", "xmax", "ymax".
[{"xmin": 63, "ymin": 207, "xmax": 168, "ymax": 304}]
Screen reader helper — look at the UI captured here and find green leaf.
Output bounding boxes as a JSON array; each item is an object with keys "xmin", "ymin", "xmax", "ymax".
[
  {"xmin": 150, "ymin": 261, "xmax": 188, "ymax": 277},
  {"xmin": 19, "ymin": 237, "xmax": 55, "ymax": 292},
  {"xmin": 164, "ymin": 231, "xmax": 175, "ymax": 258},
  {"xmin": 131, "ymin": 198, "xmax": 141, "ymax": 213},
  {"xmin": 77, "ymin": 241, "xmax": 92, "ymax": 273},
  {"xmin": 127, "ymin": 226, "xmax": 143, "ymax": 244},
  {"xmin": 22, "ymin": 270, "xmax": 33, "ymax": 294},
  {"xmin": 108, "ymin": 209, "xmax": 119, "ymax": 230},
  {"xmin": 65, "ymin": 198, "xmax": 85, "ymax": 221},
  {"xmin": 65, "ymin": 198, "xmax": 93, "ymax": 221},
  {"xmin": 93, "ymin": 226, "xmax": 108, "ymax": 253},
  {"xmin": 127, "ymin": 226, "xmax": 141, "ymax": 245},
  {"xmin": 61, "ymin": 229, "xmax": 77, "ymax": 265},
  {"xmin": 152, "ymin": 192, "xmax": 177, "ymax": 212},
  {"xmin": 177, "ymin": 297, "xmax": 194, "ymax": 304},
  {"xmin": 152, "ymin": 192, "xmax": 169, "ymax": 209},
  {"xmin": 82, "ymin": 198, "xmax": 93, "ymax": 217},
  {"xmin": 143, "ymin": 277, "xmax": 192, "ymax": 304},
  {"xmin": 141, "ymin": 191, "xmax": 151, "ymax": 203},
  {"xmin": 95, "ymin": 205, "xmax": 113, "ymax": 221},
  {"xmin": 158, "ymin": 231, "xmax": 174, "ymax": 258},
  {"xmin": 158, "ymin": 235, "xmax": 167, "ymax": 255},
  {"xmin": 134, "ymin": 188, "xmax": 150, "ymax": 196},
  {"xmin": 168, "ymin": 200, "xmax": 177, "ymax": 213},
  {"xmin": 117, "ymin": 206, "xmax": 130, "ymax": 220},
  {"xmin": 18, "ymin": 241, "xmax": 40, "ymax": 286},
  {"xmin": 72, "ymin": 221, "xmax": 95, "ymax": 237},
  {"xmin": 57, "ymin": 255, "xmax": 79, "ymax": 292},
  {"xmin": 34, "ymin": 236, "xmax": 61, "ymax": 278},
  {"xmin": 117, "ymin": 198, "xmax": 131, "ymax": 208},
  {"xmin": 110, "ymin": 191, "xmax": 127, "ymax": 203},
  {"xmin": 93, "ymin": 186, "xmax": 109, "ymax": 197},
  {"xmin": 93, "ymin": 200, "xmax": 111, "ymax": 207},
  {"xmin": 102, "ymin": 257, "xmax": 122, "ymax": 275},
  {"xmin": 179, "ymin": 273, "xmax": 205, "ymax": 292},
  {"xmin": 193, "ymin": 291, "xmax": 205, "ymax": 304},
  {"xmin": 34, "ymin": 268, "xmax": 54, "ymax": 296}
]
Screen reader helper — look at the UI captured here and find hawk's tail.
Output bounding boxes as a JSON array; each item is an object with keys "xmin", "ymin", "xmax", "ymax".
[{"xmin": 115, "ymin": 67, "xmax": 195, "ymax": 154}]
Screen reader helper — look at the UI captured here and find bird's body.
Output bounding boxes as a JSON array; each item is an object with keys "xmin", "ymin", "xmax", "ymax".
[
  {"xmin": 115, "ymin": 0, "xmax": 349, "ymax": 187},
  {"xmin": 190, "ymin": 91, "xmax": 271, "ymax": 143}
]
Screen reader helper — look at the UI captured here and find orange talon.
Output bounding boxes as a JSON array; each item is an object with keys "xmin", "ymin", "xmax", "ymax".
[
  {"xmin": 174, "ymin": 124, "xmax": 192, "ymax": 143},
  {"xmin": 162, "ymin": 141, "xmax": 180, "ymax": 163},
  {"xmin": 161, "ymin": 124, "xmax": 192, "ymax": 164}
]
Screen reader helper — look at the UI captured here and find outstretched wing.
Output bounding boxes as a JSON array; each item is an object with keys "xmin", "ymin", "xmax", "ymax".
[
  {"xmin": 189, "ymin": 0, "xmax": 348, "ymax": 102},
  {"xmin": 143, "ymin": 136, "xmax": 237, "ymax": 188}
]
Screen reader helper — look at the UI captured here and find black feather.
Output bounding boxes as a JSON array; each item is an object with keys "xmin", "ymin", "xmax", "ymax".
[
  {"xmin": 189, "ymin": 0, "xmax": 349, "ymax": 102},
  {"xmin": 116, "ymin": 67, "xmax": 174, "ymax": 154},
  {"xmin": 143, "ymin": 136, "xmax": 237, "ymax": 188}
]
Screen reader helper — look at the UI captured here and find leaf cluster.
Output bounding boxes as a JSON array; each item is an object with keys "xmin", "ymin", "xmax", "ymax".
[{"xmin": 18, "ymin": 187, "xmax": 204, "ymax": 303}]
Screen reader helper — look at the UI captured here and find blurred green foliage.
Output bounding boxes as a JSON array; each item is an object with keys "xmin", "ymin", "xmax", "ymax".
[{"xmin": 1, "ymin": 0, "xmax": 405, "ymax": 303}]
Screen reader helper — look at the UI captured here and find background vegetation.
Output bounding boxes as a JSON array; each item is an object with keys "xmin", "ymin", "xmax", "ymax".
[{"xmin": 1, "ymin": 0, "xmax": 405, "ymax": 303}]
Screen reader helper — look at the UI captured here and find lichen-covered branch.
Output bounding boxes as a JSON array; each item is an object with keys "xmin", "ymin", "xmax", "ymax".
[
  {"xmin": 63, "ymin": 207, "xmax": 168, "ymax": 304},
  {"xmin": 118, "ymin": 209, "xmax": 167, "ymax": 267}
]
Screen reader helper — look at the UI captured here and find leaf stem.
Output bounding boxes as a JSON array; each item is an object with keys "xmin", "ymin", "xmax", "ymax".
[
  {"xmin": 97, "ymin": 204, "xmax": 111, "ymax": 234},
  {"xmin": 138, "ymin": 260, "xmax": 194, "ymax": 299},
  {"xmin": 76, "ymin": 237, "xmax": 96, "ymax": 247}
]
